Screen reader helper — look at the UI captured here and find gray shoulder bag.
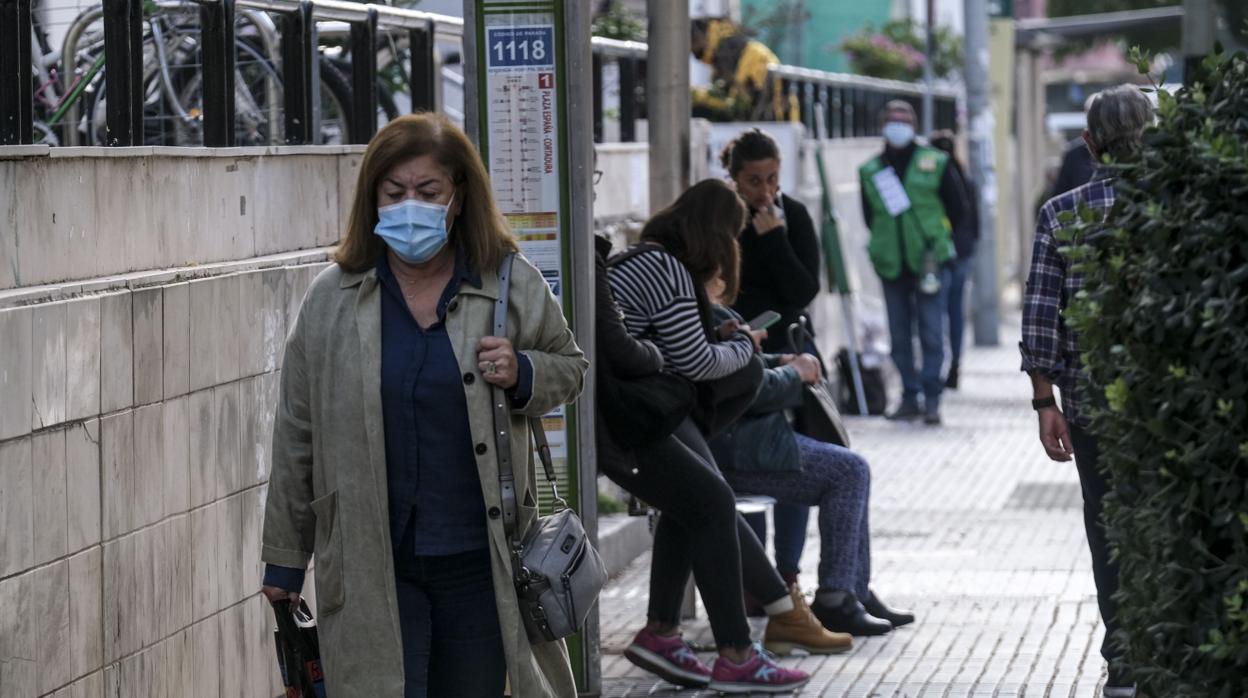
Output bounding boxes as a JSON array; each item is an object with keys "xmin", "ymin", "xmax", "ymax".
[{"xmin": 492, "ymin": 254, "xmax": 607, "ymax": 644}]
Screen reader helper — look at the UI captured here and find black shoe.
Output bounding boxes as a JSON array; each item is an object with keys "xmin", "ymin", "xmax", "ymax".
[
  {"xmin": 811, "ymin": 591, "xmax": 892, "ymax": 636},
  {"xmin": 1104, "ymin": 664, "xmax": 1136, "ymax": 697},
  {"xmin": 863, "ymin": 590, "xmax": 915, "ymax": 628},
  {"xmin": 945, "ymin": 362, "xmax": 959, "ymax": 390},
  {"xmin": 886, "ymin": 400, "xmax": 922, "ymax": 421}
]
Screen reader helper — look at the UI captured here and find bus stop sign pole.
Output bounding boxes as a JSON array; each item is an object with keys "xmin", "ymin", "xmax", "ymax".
[{"xmin": 463, "ymin": 1, "xmax": 600, "ymax": 693}]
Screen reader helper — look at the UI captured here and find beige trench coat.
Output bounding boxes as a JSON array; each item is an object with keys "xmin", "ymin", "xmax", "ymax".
[{"xmin": 261, "ymin": 254, "xmax": 588, "ymax": 697}]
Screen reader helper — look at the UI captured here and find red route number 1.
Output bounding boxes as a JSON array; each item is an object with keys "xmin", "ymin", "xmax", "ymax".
[{"xmin": 538, "ymin": 73, "xmax": 554, "ymax": 89}]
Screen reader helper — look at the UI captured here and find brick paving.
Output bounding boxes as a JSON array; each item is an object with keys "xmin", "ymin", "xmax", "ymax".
[{"xmin": 598, "ymin": 320, "xmax": 1113, "ymax": 697}]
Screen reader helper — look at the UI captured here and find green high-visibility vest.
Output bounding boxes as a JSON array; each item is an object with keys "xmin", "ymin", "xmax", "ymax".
[{"xmin": 859, "ymin": 147, "xmax": 955, "ymax": 280}]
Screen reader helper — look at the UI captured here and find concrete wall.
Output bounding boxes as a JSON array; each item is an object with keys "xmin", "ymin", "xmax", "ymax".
[
  {"xmin": 0, "ymin": 148, "xmax": 348, "ymax": 698},
  {"xmin": 0, "ymin": 145, "xmax": 363, "ymax": 292}
]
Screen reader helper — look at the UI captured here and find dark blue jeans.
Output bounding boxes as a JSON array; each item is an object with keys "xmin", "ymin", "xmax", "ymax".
[
  {"xmin": 394, "ymin": 523, "xmax": 506, "ymax": 698},
  {"xmin": 881, "ymin": 269, "xmax": 950, "ymax": 408},
  {"xmin": 946, "ymin": 256, "xmax": 973, "ymax": 364}
]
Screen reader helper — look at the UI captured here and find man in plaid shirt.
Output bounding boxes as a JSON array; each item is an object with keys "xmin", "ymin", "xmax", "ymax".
[{"xmin": 1021, "ymin": 84, "xmax": 1152, "ymax": 698}]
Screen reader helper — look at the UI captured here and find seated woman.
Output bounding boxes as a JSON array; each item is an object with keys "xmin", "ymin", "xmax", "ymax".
[
  {"xmin": 705, "ymin": 282, "xmax": 917, "ymax": 636},
  {"xmin": 598, "ymin": 180, "xmax": 851, "ymax": 694}
]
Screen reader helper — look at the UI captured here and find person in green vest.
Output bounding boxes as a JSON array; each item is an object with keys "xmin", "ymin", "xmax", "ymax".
[{"xmin": 859, "ymin": 101, "xmax": 969, "ymax": 425}]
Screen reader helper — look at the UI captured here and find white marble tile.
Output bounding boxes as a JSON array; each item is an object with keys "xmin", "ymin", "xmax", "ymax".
[
  {"xmin": 161, "ymin": 630, "xmax": 190, "ymax": 698},
  {"xmin": 0, "ymin": 571, "xmax": 36, "ymax": 698},
  {"xmin": 68, "ymin": 671, "xmax": 104, "ymax": 698},
  {"xmin": 161, "ymin": 396, "xmax": 190, "ymax": 516},
  {"xmin": 219, "ymin": 602, "xmax": 247, "ymax": 698},
  {"xmin": 99, "ymin": 410, "xmax": 135, "ymax": 540},
  {"xmin": 132, "ymin": 526, "xmax": 158, "ymax": 652},
  {"xmin": 0, "ymin": 306, "xmax": 33, "ymax": 440},
  {"xmin": 187, "ymin": 389, "xmax": 217, "ymax": 509},
  {"xmin": 187, "ymin": 278, "xmax": 217, "ymax": 393},
  {"xmin": 215, "ymin": 275, "xmax": 242, "ymax": 386},
  {"xmin": 239, "ymin": 271, "xmax": 266, "ymax": 379},
  {"xmin": 161, "ymin": 283, "xmax": 190, "ymax": 400},
  {"xmin": 189, "ymin": 616, "xmax": 221, "ymax": 698},
  {"xmin": 64, "ymin": 296, "xmax": 102, "ymax": 422},
  {"xmin": 162, "ymin": 515, "xmax": 192, "ymax": 638},
  {"xmin": 240, "ymin": 372, "xmax": 279, "ymax": 488},
  {"xmin": 32, "ymin": 300, "xmax": 68, "ymax": 429},
  {"xmin": 99, "ymin": 291, "xmax": 134, "ymax": 414},
  {"xmin": 241, "ymin": 487, "xmax": 265, "ymax": 596},
  {"xmin": 66, "ymin": 419, "xmax": 101, "ymax": 553},
  {"xmin": 0, "ymin": 437, "xmax": 34, "ymax": 577},
  {"xmin": 101, "ymin": 536, "xmax": 128, "ymax": 664},
  {"xmin": 260, "ymin": 268, "xmax": 288, "ymax": 373},
  {"xmin": 215, "ymin": 382, "xmax": 242, "ymax": 499},
  {"xmin": 31, "ymin": 427, "xmax": 69, "ymax": 566},
  {"xmin": 219, "ymin": 494, "xmax": 245, "ymax": 608},
  {"xmin": 34, "ymin": 560, "xmax": 72, "ymax": 694},
  {"xmin": 132, "ymin": 287, "xmax": 163, "ymax": 406},
  {"xmin": 68, "ymin": 548, "xmax": 103, "ymax": 681},
  {"xmin": 133, "ymin": 404, "xmax": 165, "ymax": 528},
  {"xmin": 190, "ymin": 504, "xmax": 220, "ymax": 622}
]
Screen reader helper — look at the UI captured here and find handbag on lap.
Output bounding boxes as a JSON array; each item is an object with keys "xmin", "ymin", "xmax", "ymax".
[{"xmin": 787, "ymin": 317, "xmax": 851, "ymax": 448}]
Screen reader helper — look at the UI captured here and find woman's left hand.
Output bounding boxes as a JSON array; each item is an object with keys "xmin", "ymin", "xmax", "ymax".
[
  {"xmin": 477, "ymin": 336, "xmax": 518, "ymax": 389},
  {"xmin": 752, "ymin": 203, "xmax": 784, "ymax": 235}
]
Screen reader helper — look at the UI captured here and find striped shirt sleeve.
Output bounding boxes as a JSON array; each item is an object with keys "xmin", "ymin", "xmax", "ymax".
[{"xmin": 607, "ymin": 250, "xmax": 754, "ymax": 382}]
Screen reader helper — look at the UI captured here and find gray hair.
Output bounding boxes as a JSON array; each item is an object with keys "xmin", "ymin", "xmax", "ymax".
[
  {"xmin": 880, "ymin": 99, "xmax": 917, "ymax": 124},
  {"xmin": 1086, "ymin": 84, "xmax": 1152, "ymax": 162}
]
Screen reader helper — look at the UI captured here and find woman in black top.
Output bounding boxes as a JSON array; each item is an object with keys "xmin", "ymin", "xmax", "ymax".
[
  {"xmin": 722, "ymin": 129, "xmax": 822, "ymax": 355},
  {"xmin": 721, "ymin": 129, "xmax": 823, "ymax": 599}
]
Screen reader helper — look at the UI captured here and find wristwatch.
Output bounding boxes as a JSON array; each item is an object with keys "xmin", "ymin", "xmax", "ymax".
[{"xmin": 1031, "ymin": 396, "xmax": 1058, "ymax": 411}]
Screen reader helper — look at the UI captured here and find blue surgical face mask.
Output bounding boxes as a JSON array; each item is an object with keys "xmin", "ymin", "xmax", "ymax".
[
  {"xmin": 882, "ymin": 121, "xmax": 915, "ymax": 148},
  {"xmin": 374, "ymin": 193, "xmax": 454, "ymax": 264}
]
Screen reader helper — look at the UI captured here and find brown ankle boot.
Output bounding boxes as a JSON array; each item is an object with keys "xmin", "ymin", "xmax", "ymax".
[{"xmin": 763, "ymin": 584, "xmax": 853, "ymax": 656}]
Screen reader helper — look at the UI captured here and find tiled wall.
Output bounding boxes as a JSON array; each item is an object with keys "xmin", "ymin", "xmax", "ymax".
[{"xmin": 0, "ymin": 261, "xmax": 328, "ymax": 698}]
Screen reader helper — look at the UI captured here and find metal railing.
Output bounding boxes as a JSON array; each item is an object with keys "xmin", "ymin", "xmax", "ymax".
[
  {"xmin": 769, "ymin": 64, "xmax": 960, "ymax": 139},
  {"xmin": 2, "ymin": 0, "xmax": 960, "ymax": 147}
]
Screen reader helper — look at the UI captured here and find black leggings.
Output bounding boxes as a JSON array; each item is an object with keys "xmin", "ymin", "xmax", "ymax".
[{"xmin": 600, "ymin": 417, "xmax": 789, "ymax": 648}]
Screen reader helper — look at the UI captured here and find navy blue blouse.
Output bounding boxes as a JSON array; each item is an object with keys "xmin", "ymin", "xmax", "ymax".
[{"xmin": 263, "ymin": 251, "xmax": 533, "ymax": 592}]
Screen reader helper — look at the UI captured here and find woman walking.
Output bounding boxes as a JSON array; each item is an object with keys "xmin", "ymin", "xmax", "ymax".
[{"xmin": 260, "ymin": 113, "xmax": 588, "ymax": 697}]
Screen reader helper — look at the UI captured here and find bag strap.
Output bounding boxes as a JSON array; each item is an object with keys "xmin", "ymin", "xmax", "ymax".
[{"xmin": 492, "ymin": 254, "xmax": 564, "ymax": 547}]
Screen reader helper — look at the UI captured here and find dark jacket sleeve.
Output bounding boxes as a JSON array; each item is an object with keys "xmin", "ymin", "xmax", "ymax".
[
  {"xmin": 596, "ymin": 252, "xmax": 664, "ymax": 378},
  {"xmin": 746, "ymin": 365, "xmax": 804, "ymax": 415},
  {"xmin": 938, "ymin": 161, "xmax": 969, "ymax": 234},
  {"xmin": 754, "ymin": 197, "xmax": 821, "ymax": 307}
]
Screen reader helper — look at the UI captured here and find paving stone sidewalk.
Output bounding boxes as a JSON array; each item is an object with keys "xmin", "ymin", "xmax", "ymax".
[{"xmin": 598, "ymin": 320, "xmax": 1114, "ymax": 698}]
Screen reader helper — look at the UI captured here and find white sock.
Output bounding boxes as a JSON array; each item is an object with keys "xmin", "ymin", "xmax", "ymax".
[{"xmin": 763, "ymin": 594, "xmax": 795, "ymax": 616}]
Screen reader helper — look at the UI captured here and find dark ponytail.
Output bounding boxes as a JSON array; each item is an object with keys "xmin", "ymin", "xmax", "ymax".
[{"xmin": 720, "ymin": 128, "xmax": 780, "ymax": 177}]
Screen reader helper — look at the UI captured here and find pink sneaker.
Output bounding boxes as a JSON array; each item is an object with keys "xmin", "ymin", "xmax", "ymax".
[
  {"xmin": 708, "ymin": 643, "xmax": 810, "ymax": 694},
  {"xmin": 624, "ymin": 628, "xmax": 712, "ymax": 688}
]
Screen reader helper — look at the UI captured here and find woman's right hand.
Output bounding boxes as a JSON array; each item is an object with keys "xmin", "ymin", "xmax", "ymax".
[
  {"xmin": 262, "ymin": 585, "xmax": 301, "ymax": 608},
  {"xmin": 786, "ymin": 353, "xmax": 822, "ymax": 384}
]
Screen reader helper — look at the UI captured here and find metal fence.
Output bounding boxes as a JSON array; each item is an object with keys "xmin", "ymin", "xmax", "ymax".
[{"xmin": 2, "ymin": 0, "xmax": 960, "ymax": 147}]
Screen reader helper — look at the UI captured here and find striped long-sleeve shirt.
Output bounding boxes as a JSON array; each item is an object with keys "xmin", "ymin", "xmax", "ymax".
[{"xmin": 607, "ymin": 247, "xmax": 754, "ymax": 381}]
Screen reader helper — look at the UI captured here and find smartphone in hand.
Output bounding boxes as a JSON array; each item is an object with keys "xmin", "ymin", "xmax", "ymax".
[{"xmin": 747, "ymin": 310, "xmax": 782, "ymax": 331}]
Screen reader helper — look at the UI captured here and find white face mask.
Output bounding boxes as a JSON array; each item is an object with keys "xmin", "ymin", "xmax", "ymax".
[{"xmin": 883, "ymin": 121, "xmax": 916, "ymax": 148}]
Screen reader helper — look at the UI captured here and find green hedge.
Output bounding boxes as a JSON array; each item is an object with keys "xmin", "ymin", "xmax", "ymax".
[{"xmin": 1063, "ymin": 50, "xmax": 1248, "ymax": 697}]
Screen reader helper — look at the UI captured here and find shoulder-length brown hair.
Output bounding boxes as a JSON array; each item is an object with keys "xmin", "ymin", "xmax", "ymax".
[
  {"xmin": 640, "ymin": 179, "xmax": 747, "ymax": 304},
  {"xmin": 335, "ymin": 113, "xmax": 517, "ymax": 274}
]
